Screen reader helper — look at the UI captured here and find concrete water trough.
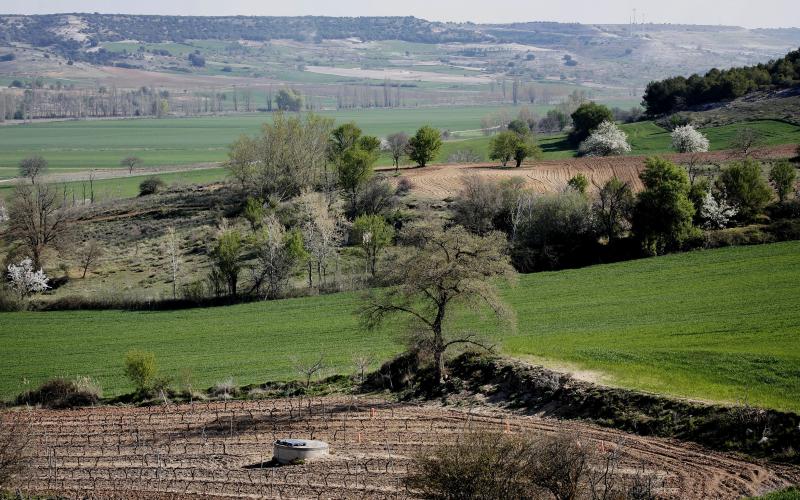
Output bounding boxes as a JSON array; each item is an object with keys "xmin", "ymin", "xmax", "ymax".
[{"xmin": 273, "ymin": 439, "xmax": 329, "ymax": 464}]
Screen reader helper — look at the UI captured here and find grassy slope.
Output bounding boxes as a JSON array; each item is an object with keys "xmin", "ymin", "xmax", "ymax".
[{"xmin": 1, "ymin": 241, "xmax": 798, "ymax": 411}]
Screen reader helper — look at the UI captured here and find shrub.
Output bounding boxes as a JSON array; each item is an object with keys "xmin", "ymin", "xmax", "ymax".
[
  {"xmin": 632, "ymin": 157, "xmax": 696, "ymax": 255},
  {"xmin": 700, "ymin": 191, "xmax": 738, "ymax": 229},
  {"xmin": 769, "ymin": 160, "xmax": 797, "ymax": 202},
  {"xmin": 0, "ymin": 284, "xmax": 25, "ymax": 312},
  {"xmin": 717, "ymin": 159, "xmax": 773, "ymax": 222},
  {"xmin": 407, "ymin": 430, "xmax": 646, "ymax": 500},
  {"xmin": 405, "ymin": 432, "xmax": 533, "ymax": 498},
  {"xmin": 452, "ymin": 176, "xmax": 506, "ymax": 235},
  {"xmin": 124, "ymin": 350, "xmax": 158, "ymax": 391},
  {"xmin": 212, "ymin": 377, "xmax": 238, "ymax": 399},
  {"xmin": 567, "ymin": 173, "xmax": 589, "ymax": 195},
  {"xmin": 139, "ymin": 176, "xmax": 165, "ymax": 196},
  {"xmin": 6, "ymin": 258, "xmax": 49, "ymax": 298},
  {"xmin": 446, "ymin": 148, "xmax": 482, "ymax": 164},
  {"xmin": 15, "ymin": 378, "xmax": 100, "ymax": 408},
  {"xmin": 767, "ymin": 199, "xmax": 800, "ymax": 220},
  {"xmin": 512, "ymin": 189, "xmax": 595, "ymax": 271}
]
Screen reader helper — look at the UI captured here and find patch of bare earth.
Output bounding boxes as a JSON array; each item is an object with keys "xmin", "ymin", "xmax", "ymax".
[
  {"xmin": 395, "ymin": 145, "xmax": 797, "ymax": 199},
  {"xmin": 5, "ymin": 397, "xmax": 798, "ymax": 499}
]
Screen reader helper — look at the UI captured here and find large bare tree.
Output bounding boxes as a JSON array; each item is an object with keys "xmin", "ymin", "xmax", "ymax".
[
  {"xmin": 7, "ymin": 183, "xmax": 71, "ymax": 269},
  {"xmin": 384, "ymin": 132, "xmax": 409, "ymax": 172},
  {"xmin": 360, "ymin": 225, "xmax": 516, "ymax": 383},
  {"xmin": 227, "ymin": 112, "xmax": 333, "ymax": 201}
]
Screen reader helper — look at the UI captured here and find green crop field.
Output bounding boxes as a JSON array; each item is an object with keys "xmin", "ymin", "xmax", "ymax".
[
  {"xmin": 0, "ymin": 167, "xmax": 227, "ymax": 201},
  {"xmin": 0, "ymin": 106, "xmax": 541, "ymax": 177},
  {"xmin": 623, "ymin": 119, "xmax": 800, "ymax": 154},
  {"xmin": 1, "ymin": 241, "xmax": 798, "ymax": 411},
  {"xmin": 0, "ymin": 101, "xmax": 657, "ymax": 179}
]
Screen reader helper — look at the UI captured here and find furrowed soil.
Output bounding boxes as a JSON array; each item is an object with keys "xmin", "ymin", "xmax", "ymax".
[
  {"xmin": 5, "ymin": 397, "xmax": 799, "ymax": 499},
  {"xmin": 397, "ymin": 144, "xmax": 798, "ymax": 199}
]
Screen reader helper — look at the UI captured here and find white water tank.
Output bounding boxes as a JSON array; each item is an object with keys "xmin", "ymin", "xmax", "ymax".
[{"xmin": 273, "ymin": 439, "xmax": 329, "ymax": 464}]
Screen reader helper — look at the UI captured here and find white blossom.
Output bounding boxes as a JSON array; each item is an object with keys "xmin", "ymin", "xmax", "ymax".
[
  {"xmin": 0, "ymin": 202, "xmax": 7, "ymax": 224},
  {"xmin": 700, "ymin": 191, "xmax": 738, "ymax": 229},
  {"xmin": 671, "ymin": 125, "xmax": 710, "ymax": 154},
  {"xmin": 7, "ymin": 258, "xmax": 50, "ymax": 297},
  {"xmin": 578, "ymin": 121, "xmax": 631, "ymax": 157}
]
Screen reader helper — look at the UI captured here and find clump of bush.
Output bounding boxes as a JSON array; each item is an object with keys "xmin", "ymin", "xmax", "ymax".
[
  {"xmin": 211, "ymin": 377, "xmax": 238, "ymax": 399},
  {"xmin": 15, "ymin": 377, "xmax": 101, "ymax": 408},
  {"xmin": 124, "ymin": 350, "xmax": 158, "ymax": 392},
  {"xmin": 406, "ymin": 430, "xmax": 659, "ymax": 499},
  {"xmin": 0, "ymin": 284, "xmax": 25, "ymax": 312},
  {"xmin": 139, "ymin": 176, "xmax": 166, "ymax": 196}
]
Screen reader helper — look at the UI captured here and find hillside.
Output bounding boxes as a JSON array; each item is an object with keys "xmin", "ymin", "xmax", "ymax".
[
  {"xmin": 2, "ymin": 14, "xmax": 799, "ymax": 99},
  {"xmin": 2, "ymin": 241, "xmax": 798, "ymax": 411}
]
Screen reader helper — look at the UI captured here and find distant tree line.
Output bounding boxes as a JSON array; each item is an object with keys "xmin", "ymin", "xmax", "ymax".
[
  {"xmin": 0, "ymin": 15, "xmax": 488, "ymax": 61},
  {"xmin": 642, "ymin": 47, "xmax": 800, "ymax": 116}
]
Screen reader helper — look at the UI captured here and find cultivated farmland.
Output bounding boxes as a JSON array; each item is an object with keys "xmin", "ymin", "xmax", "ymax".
[{"xmin": 6, "ymin": 397, "xmax": 799, "ymax": 499}]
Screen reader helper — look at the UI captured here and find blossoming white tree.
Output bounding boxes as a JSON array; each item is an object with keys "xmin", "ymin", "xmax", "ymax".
[
  {"xmin": 671, "ymin": 125, "xmax": 710, "ymax": 154},
  {"xmin": 700, "ymin": 191, "xmax": 738, "ymax": 229},
  {"xmin": 0, "ymin": 201, "xmax": 8, "ymax": 224},
  {"xmin": 7, "ymin": 258, "xmax": 49, "ymax": 298},
  {"xmin": 671, "ymin": 125, "xmax": 710, "ymax": 182},
  {"xmin": 578, "ymin": 121, "xmax": 631, "ymax": 157}
]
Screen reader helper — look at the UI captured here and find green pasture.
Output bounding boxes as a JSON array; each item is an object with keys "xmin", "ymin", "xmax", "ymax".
[{"xmin": 1, "ymin": 241, "xmax": 798, "ymax": 412}]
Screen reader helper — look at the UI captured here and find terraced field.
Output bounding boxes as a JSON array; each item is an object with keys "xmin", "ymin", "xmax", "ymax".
[{"xmin": 5, "ymin": 397, "xmax": 799, "ymax": 499}]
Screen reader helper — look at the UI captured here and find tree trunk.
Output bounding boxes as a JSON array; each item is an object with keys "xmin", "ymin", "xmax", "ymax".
[{"xmin": 432, "ymin": 304, "xmax": 446, "ymax": 384}]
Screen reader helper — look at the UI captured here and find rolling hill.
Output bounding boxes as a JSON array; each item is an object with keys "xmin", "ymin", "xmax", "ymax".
[{"xmin": 2, "ymin": 241, "xmax": 798, "ymax": 411}]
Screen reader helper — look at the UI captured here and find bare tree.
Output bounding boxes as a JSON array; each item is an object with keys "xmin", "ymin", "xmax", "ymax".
[
  {"xmin": 77, "ymin": 239, "xmax": 103, "ymax": 278},
  {"xmin": 353, "ymin": 354, "xmax": 373, "ymax": 382},
  {"xmin": 249, "ymin": 215, "xmax": 303, "ymax": 299},
  {"xmin": 7, "ymin": 183, "xmax": 71, "ymax": 269},
  {"xmin": 385, "ymin": 132, "xmax": 409, "ymax": 172},
  {"xmin": 120, "ymin": 156, "xmax": 143, "ymax": 175},
  {"xmin": 731, "ymin": 128, "xmax": 765, "ymax": 158},
  {"xmin": 226, "ymin": 112, "xmax": 334, "ymax": 201},
  {"xmin": 292, "ymin": 356, "xmax": 325, "ymax": 388},
  {"xmin": 299, "ymin": 192, "xmax": 346, "ymax": 287},
  {"xmin": 18, "ymin": 156, "xmax": 48, "ymax": 184},
  {"xmin": 164, "ymin": 227, "xmax": 180, "ymax": 299},
  {"xmin": 360, "ymin": 225, "xmax": 516, "ymax": 383}
]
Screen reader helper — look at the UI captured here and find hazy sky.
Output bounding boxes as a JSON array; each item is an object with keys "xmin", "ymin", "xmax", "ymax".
[{"xmin": 3, "ymin": 0, "xmax": 799, "ymax": 29}]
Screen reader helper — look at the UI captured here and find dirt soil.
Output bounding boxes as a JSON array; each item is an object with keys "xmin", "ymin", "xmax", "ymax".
[
  {"xmin": 6, "ymin": 397, "xmax": 799, "ymax": 499},
  {"xmin": 395, "ymin": 144, "xmax": 798, "ymax": 199}
]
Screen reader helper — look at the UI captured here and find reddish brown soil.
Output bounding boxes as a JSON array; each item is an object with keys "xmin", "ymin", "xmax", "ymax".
[
  {"xmin": 395, "ymin": 145, "xmax": 798, "ymax": 199},
  {"xmin": 5, "ymin": 397, "xmax": 799, "ymax": 499}
]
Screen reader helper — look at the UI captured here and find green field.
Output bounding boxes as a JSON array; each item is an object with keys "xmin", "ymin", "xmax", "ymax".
[
  {"xmin": 1, "ymin": 241, "xmax": 798, "ymax": 411},
  {"xmin": 0, "ymin": 167, "xmax": 228, "ymax": 201},
  {"xmin": 0, "ymin": 101, "xmax": 660, "ymax": 179},
  {"xmin": 0, "ymin": 106, "xmax": 544, "ymax": 177},
  {"xmin": 2, "ymin": 109, "xmax": 797, "ymax": 182}
]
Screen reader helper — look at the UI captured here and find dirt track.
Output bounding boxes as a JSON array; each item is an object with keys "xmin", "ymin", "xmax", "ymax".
[
  {"xmin": 6, "ymin": 397, "xmax": 799, "ymax": 499},
  {"xmin": 396, "ymin": 144, "xmax": 798, "ymax": 199}
]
